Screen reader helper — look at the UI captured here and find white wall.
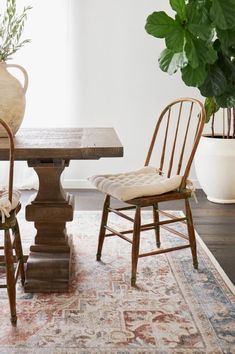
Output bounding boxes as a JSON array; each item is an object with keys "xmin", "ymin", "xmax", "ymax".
[
  {"xmin": 12, "ymin": 0, "xmax": 69, "ymax": 128},
  {"xmin": 0, "ymin": 0, "xmax": 70, "ymax": 189},
  {"xmin": 63, "ymin": 0, "xmax": 205, "ymax": 188},
  {"xmin": 8, "ymin": 0, "xmax": 208, "ymax": 188}
]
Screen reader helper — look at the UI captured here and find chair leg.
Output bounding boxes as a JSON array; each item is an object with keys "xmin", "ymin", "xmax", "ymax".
[
  {"xmin": 96, "ymin": 195, "xmax": 110, "ymax": 261},
  {"xmin": 13, "ymin": 219, "xmax": 25, "ymax": 286},
  {"xmin": 4, "ymin": 229, "xmax": 17, "ymax": 326},
  {"xmin": 185, "ymin": 198, "xmax": 198, "ymax": 269},
  {"xmin": 153, "ymin": 203, "xmax": 160, "ymax": 248},
  {"xmin": 131, "ymin": 207, "xmax": 141, "ymax": 286}
]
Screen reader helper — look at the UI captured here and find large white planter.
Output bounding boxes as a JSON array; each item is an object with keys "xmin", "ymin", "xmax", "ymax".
[
  {"xmin": 0, "ymin": 61, "xmax": 28, "ymax": 137},
  {"xmin": 195, "ymin": 135, "xmax": 235, "ymax": 204}
]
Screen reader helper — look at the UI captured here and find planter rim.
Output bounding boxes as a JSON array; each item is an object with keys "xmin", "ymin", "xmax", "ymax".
[{"xmin": 202, "ymin": 134, "xmax": 235, "ymax": 140}]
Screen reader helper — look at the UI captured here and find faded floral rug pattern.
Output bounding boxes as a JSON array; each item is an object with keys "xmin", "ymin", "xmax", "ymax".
[{"xmin": 0, "ymin": 211, "xmax": 234, "ymax": 354}]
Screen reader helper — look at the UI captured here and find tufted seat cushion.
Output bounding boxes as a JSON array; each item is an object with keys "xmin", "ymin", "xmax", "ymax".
[
  {"xmin": 89, "ymin": 166, "xmax": 183, "ymax": 201},
  {"xmin": 0, "ymin": 190, "xmax": 21, "ymax": 223}
]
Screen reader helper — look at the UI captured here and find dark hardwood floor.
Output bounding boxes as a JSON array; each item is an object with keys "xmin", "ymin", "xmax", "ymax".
[{"xmin": 20, "ymin": 189, "xmax": 235, "ymax": 285}]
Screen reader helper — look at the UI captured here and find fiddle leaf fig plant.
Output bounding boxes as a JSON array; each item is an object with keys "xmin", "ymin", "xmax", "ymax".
[
  {"xmin": 145, "ymin": 0, "xmax": 235, "ymax": 134},
  {"xmin": 0, "ymin": 0, "xmax": 32, "ymax": 62}
]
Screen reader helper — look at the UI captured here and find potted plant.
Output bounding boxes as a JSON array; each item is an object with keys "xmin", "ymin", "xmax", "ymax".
[
  {"xmin": 145, "ymin": 0, "xmax": 235, "ymax": 203},
  {"xmin": 0, "ymin": 0, "xmax": 31, "ymax": 137}
]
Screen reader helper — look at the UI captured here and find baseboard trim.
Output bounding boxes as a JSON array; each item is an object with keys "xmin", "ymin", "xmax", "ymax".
[
  {"xmin": 62, "ymin": 179, "xmax": 95, "ymax": 189},
  {"xmin": 62, "ymin": 178, "xmax": 201, "ymax": 189}
]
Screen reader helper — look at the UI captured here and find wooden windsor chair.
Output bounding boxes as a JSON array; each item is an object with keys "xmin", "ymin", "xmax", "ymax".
[
  {"xmin": 90, "ymin": 97, "xmax": 205, "ymax": 286},
  {"xmin": 0, "ymin": 119, "xmax": 25, "ymax": 325}
]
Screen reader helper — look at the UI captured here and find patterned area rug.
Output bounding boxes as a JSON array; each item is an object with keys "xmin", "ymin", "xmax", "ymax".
[{"xmin": 0, "ymin": 211, "xmax": 234, "ymax": 354}]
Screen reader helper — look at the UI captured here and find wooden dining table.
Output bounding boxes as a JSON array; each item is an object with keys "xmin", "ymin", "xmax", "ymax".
[{"xmin": 0, "ymin": 127, "xmax": 123, "ymax": 293}]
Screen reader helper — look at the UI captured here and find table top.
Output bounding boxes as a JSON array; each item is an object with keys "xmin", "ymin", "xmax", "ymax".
[{"xmin": 0, "ymin": 127, "xmax": 123, "ymax": 160}]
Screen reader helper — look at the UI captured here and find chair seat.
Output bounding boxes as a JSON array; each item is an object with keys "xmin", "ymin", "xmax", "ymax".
[
  {"xmin": 0, "ymin": 190, "xmax": 21, "ymax": 223},
  {"xmin": 89, "ymin": 166, "xmax": 183, "ymax": 201}
]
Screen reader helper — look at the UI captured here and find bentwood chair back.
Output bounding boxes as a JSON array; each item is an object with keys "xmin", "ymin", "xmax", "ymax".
[
  {"xmin": 145, "ymin": 98, "xmax": 204, "ymax": 188},
  {"xmin": 90, "ymin": 98, "xmax": 205, "ymax": 286},
  {"xmin": 0, "ymin": 119, "xmax": 25, "ymax": 325}
]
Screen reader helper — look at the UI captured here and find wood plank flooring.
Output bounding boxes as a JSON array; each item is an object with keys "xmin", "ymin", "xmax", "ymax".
[{"xmin": 20, "ymin": 189, "xmax": 235, "ymax": 285}]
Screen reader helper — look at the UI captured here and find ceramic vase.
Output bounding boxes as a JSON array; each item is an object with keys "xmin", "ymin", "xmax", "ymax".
[{"xmin": 0, "ymin": 61, "xmax": 28, "ymax": 137}]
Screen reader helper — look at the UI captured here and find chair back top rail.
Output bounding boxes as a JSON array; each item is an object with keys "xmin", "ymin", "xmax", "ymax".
[
  {"xmin": 0, "ymin": 119, "xmax": 15, "ymax": 203},
  {"xmin": 144, "ymin": 98, "xmax": 205, "ymax": 189}
]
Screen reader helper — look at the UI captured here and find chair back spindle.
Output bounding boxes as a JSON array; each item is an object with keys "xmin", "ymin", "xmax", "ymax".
[
  {"xmin": 167, "ymin": 101, "xmax": 183, "ymax": 178},
  {"xmin": 159, "ymin": 108, "xmax": 171, "ymax": 173},
  {"xmin": 177, "ymin": 102, "xmax": 194, "ymax": 175}
]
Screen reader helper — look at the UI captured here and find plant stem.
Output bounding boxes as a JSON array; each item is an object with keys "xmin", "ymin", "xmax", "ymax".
[
  {"xmin": 223, "ymin": 109, "xmax": 225, "ymax": 139},
  {"xmin": 227, "ymin": 108, "xmax": 231, "ymax": 139},
  {"xmin": 233, "ymin": 107, "xmax": 235, "ymax": 138},
  {"xmin": 211, "ymin": 113, "xmax": 215, "ymax": 137}
]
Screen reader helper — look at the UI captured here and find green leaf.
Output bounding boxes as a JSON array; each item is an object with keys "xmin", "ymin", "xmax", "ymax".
[
  {"xmin": 210, "ymin": 0, "xmax": 235, "ymax": 30},
  {"xmin": 217, "ymin": 54, "xmax": 235, "ymax": 82},
  {"xmin": 217, "ymin": 28, "xmax": 235, "ymax": 52},
  {"xmin": 199, "ymin": 65, "xmax": 227, "ymax": 97},
  {"xmin": 181, "ymin": 64, "xmax": 207, "ymax": 87},
  {"xmin": 165, "ymin": 27, "xmax": 185, "ymax": 52},
  {"xmin": 216, "ymin": 89, "xmax": 235, "ymax": 108},
  {"xmin": 184, "ymin": 33, "xmax": 199, "ymax": 68},
  {"xmin": 159, "ymin": 48, "xmax": 188, "ymax": 75},
  {"xmin": 204, "ymin": 97, "xmax": 220, "ymax": 122},
  {"xmin": 145, "ymin": 11, "xmax": 177, "ymax": 38},
  {"xmin": 195, "ymin": 40, "xmax": 217, "ymax": 65},
  {"xmin": 187, "ymin": 24, "xmax": 213, "ymax": 41},
  {"xmin": 203, "ymin": 45, "xmax": 218, "ymax": 64},
  {"xmin": 170, "ymin": 0, "xmax": 186, "ymax": 21},
  {"xmin": 186, "ymin": 1, "xmax": 211, "ymax": 25}
]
